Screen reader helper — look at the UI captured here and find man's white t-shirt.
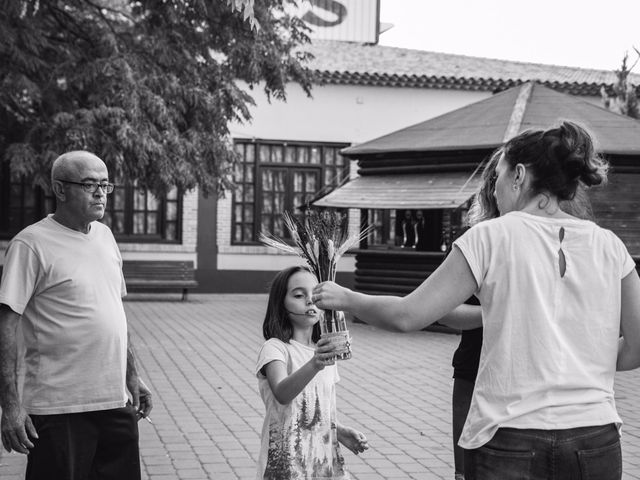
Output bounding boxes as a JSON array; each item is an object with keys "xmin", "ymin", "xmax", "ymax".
[
  {"xmin": 0, "ymin": 215, "xmax": 129, "ymax": 414},
  {"xmin": 454, "ymin": 211, "xmax": 635, "ymax": 449}
]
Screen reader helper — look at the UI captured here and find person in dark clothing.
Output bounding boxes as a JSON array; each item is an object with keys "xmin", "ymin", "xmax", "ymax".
[{"xmin": 452, "ymin": 326, "xmax": 482, "ymax": 480}]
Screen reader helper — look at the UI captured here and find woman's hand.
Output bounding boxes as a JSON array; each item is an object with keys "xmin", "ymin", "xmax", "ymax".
[
  {"xmin": 337, "ymin": 424, "xmax": 369, "ymax": 455},
  {"xmin": 312, "ymin": 281, "xmax": 352, "ymax": 311}
]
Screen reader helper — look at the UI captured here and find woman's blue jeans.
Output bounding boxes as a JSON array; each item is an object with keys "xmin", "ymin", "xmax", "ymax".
[{"xmin": 464, "ymin": 423, "xmax": 621, "ymax": 480}]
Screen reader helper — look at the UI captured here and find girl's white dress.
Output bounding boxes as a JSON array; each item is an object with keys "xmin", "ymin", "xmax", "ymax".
[{"xmin": 256, "ymin": 338, "xmax": 350, "ymax": 480}]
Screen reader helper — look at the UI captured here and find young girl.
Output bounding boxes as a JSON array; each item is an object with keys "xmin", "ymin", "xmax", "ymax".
[{"xmin": 255, "ymin": 265, "xmax": 368, "ymax": 480}]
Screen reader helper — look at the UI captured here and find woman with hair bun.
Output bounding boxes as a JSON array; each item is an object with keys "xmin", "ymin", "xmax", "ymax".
[{"xmin": 313, "ymin": 120, "xmax": 640, "ymax": 479}]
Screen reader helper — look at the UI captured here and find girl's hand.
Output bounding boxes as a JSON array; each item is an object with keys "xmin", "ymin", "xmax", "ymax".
[
  {"xmin": 313, "ymin": 337, "xmax": 338, "ymax": 368},
  {"xmin": 337, "ymin": 424, "xmax": 369, "ymax": 455},
  {"xmin": 312, "ymin": 281, "xmax": 352, "ymax": 311}
]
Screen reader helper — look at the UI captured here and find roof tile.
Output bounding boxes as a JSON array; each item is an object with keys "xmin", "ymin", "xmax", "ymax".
[{"xmin": 303, "ymin": 41, "xmax": 640, "ymax": 96}]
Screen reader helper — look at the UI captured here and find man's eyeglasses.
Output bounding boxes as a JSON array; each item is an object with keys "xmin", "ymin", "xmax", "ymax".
[{"xmin": 56, "ymin": 179, "xmax": 115, "ymax": 194}]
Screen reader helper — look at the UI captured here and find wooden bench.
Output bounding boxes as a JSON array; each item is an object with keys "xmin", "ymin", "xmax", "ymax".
[{"xmin": 122, "ymin": 260, "xmax": 198, "ymax": 301}]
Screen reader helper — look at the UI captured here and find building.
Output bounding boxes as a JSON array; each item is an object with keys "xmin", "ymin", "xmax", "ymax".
[
  {"xmin": 196, "ymin": 40, "xmax": 640, "ymax": 292},
  {"xmin": 2, "ymin": 39, "xmax": 638, "ymax": 294},
  {"xmin": 314, "ymin": 81, "xmax": 640, "ymax": 295}
]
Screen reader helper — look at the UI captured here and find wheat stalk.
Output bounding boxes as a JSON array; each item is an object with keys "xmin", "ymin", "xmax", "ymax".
[{"xmin": 259, "ymin": 210, "xmax": 373, "ymax": 282}]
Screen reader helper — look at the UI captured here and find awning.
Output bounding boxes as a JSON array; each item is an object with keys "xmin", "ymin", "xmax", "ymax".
[{"xmin": 313, "ymin": 172, "xmax": 482, "ymax": 209}]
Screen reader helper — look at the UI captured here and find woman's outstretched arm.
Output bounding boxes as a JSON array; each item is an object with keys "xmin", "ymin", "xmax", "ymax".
[{"xmin": 314, "ymin": 247, "xmax": 478, "ymax": 332}]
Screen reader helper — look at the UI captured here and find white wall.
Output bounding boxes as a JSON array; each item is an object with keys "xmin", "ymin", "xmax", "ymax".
[{"xmin": 230, "ymin": 82, "xmax": 491, "ymax": 143}]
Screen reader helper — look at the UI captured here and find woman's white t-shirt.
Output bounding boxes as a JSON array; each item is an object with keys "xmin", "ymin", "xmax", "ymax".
[{"xmin": 454, "ymin": 211, "xmax": 635, "ymax": 449}]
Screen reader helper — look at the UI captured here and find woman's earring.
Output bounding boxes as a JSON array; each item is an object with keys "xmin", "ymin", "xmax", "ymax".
[{"xmin": 512, "ymin": 184, "xmax": 519, "ymax": 191}]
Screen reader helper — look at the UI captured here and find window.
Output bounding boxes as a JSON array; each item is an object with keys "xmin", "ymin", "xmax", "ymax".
[
  {"xmin": 0, "ymin": 166, "xmax": 54, "ymax": 239},
  {"xmin": 365, "ymin": 209, "xmax": 396, "ymax": 248},
  {"xmin": 364, "ymin": 208, "xmax": 463, "ymax": 252},
  {"xmin": 102, "ymin": 183, "xmax": 182, "ymax": 242},
  {"xmin": 0, "ymin": 166, "xmax": 181, "ymax": 243},
  {"xmin": 232, "ymin": 140, "xmax": 349, "ymax": 244}
]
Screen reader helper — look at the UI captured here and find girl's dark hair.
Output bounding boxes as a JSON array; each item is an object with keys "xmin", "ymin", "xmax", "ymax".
[
  {"xmin": 262, "ymin": 265, "xmax": 321, "ymax": 343},
  {"xmin": 502, "ymin": 120, "xmax": 608, "ymax": 201}
]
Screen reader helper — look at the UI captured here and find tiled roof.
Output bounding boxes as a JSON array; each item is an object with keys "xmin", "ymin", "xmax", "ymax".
[
  {"xmin": 302, "ymin": 41, "xmax": 640, "ymax": 96},
  {"xmin": 342, "ymin": 82, "xmax": 640, "ymax": 156}
]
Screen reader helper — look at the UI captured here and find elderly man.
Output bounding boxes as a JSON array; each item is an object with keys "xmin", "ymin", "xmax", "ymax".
[{"xmin": 0, "ymin": 151, "xmax": 152, "ymax": 480}]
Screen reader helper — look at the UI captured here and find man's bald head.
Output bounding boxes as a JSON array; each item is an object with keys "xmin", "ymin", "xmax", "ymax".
[{"xmin": 51, "ymin": 151, "xmax": 106, "ymax": 185}]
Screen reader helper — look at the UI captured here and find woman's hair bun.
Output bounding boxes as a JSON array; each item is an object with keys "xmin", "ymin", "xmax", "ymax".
[
  {"xmin": 503, "ymin": 120, "xmax": 608, "ymax": 201},
  {"xmin": 557, "ymin": 121, "xmax": 607, "ymax": 187}
]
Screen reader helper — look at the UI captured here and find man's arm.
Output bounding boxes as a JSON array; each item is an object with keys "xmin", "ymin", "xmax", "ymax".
[
  {"xmin": 0, "ymin": 304, "xmax": 37, "ymax": 453},
  {"xmin": 125, "ymin": 332, "xmax": 153, "ymax": 420}
]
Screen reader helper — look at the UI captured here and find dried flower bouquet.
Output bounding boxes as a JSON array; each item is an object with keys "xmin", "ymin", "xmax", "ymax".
[
  {"xmin": 259, "ymin": 210, "xmax": 371, "ymax": 283},
  {"xmin": 260, "ymin": 210, "xmax": 372, "ymax": 360}
]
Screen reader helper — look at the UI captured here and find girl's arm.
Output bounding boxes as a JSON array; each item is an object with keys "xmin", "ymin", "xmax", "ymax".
[
  {"xmin": 617, "ymin": 270, "xmax": 640, "ymax": 371},
  {"xmin": 263, "ymin": 338, "xmax": 335, "ymax": 405},
  {"xmin": 337, "ymin": 422, "xmax": 368, "ymax": 455},
  {"xmin": 314, "ymin": 247, "xmax": 478, "ymax": 332}
]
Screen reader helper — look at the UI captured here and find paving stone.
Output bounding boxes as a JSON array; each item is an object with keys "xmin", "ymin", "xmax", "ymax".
[{"xmin": 2, "ymin": 294, "xmax": 640, "ymax": 480}]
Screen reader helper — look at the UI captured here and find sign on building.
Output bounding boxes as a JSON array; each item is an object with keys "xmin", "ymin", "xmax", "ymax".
[{"xmin": 292, "ymin": 0, "xmax": 379, "ymax": 44}]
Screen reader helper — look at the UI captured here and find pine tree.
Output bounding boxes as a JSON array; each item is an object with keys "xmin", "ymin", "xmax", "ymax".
[
  {"xmin": 299, "ymin": 392, "xmax": 311, "ymax": 428},
  {"xmin": 264, "ymin": 425, "xmax": 293, "ymax": 479},
  {"xmin": 308, "ymin": 387, "xmax": 322, "ymax": 429},
  {"xmin": 601, "ymin": 50, "xmax": 640, "ymax": 120},
  {"xmin": 0, "ymin": 0, "xmax": 313, "ymax": 195}
]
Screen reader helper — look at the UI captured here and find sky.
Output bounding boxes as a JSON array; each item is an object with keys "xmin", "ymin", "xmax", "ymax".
[{"xmin": 377, "ymin": 0, "xmax": 640, "ymax": 72}]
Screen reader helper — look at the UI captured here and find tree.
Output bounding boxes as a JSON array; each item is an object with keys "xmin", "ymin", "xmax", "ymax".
[
  {"xmin": 0, "ymin": 0, "xmax": 314, "ymax": 196},
  {"xmin": 601, "ymin": 50, "xmax": 639, "ymax": 120}
]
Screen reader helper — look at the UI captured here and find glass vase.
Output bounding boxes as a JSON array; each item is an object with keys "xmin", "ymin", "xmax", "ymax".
[{"xmin": 319, "ymin": 310, "xmax": 351, "ymax": 361}]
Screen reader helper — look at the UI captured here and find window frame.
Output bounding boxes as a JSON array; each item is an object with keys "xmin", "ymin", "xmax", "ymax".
[
  {"xmin": 0, "ymin": 166, "xmax": 54, "ymax": 240},
  {"xmin": 103, "ymin": 183, "xmax": 183, "ymax": 244},
  {"xmin": 231, "ymin": 139, "xmax": 350, "ymax": 245},
  {"xmin": 363, "ymin": 209, "xmax": 397, "ymax": 249}
]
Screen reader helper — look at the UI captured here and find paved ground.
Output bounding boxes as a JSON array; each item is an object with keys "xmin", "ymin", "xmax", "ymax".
[{"xmin": 2, "ymin": 293, "xmax": 640, "ymax": 479}]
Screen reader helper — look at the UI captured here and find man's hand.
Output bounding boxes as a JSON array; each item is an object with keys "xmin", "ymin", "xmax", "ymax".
[
  {"xmin": 1, "ymin": 404, "xmax": 37, "ymax": 454},
  {"xmin": 0, "ymin": 305, "xmax": 37, "ymax": 453},
  {"xmin": 126, "ymin": 375, "xmax": 153, "ymax": 421},
  {"xmin": 137, "ymin": 378, "xmax": 153, "ymax": 420}
]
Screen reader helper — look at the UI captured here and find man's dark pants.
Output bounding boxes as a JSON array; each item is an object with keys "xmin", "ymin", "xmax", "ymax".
[{"xmin": 26, "ymin": 405, "xmax": 140, "ymax": 480}]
